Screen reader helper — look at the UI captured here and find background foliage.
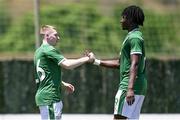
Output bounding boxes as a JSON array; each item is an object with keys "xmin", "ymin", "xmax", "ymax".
[{"xmin": 0, "ymin": 3, "xmax": 180, "ymax": 57}]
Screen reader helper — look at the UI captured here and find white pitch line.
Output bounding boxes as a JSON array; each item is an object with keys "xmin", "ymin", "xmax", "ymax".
[{"xmin": 0, "ymin": 114, "xmax": 180, "ymax": 120}]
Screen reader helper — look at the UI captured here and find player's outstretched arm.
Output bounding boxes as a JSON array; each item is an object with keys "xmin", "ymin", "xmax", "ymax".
[
  {"xmin": 86, "ymin": 52, "xmax": 120, "ymax": 69},
  {"xmin": 61, "ymin": 81, "xmax": 75, "ymax": 94},
  {"xmin": 97, "ymin": 59, "xmax": 120, "ymax": 69},
  {"xmin": 60, "ymin": 53, "xmax": 94, "ymax": 70}
]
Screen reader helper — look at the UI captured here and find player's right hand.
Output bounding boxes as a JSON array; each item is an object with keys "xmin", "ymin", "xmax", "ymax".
[{"xmin": 87, "ymin": 52, "xmax": 95, "ymax": 63}]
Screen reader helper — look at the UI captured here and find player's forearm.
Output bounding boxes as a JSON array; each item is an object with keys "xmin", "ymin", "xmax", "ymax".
[
  {"xmin": 61, "ymin": 57, "xmax": 89, "ymax": 70},
  {"xmin": 61, "ymin": 81, "xmax": 70, "ymax": 88},
  {"xmin": 61, "ymin": 81, "xmax": 66, "ymax": 87},
  {"xmin": 128, "ymin": 63, "xmax": 138, "ymax": 89},
  {"xmin": 94, "ymin": 59, "xmax": 119, "ymax": 69}
]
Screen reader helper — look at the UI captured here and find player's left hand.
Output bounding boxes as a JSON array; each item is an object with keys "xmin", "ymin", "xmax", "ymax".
[
  {"xmin": 126, "ymin": 88, "xmax": 135, "ymax": 105},
  {"xmin": 63, "ymin": 82, "xmax": 75, "ymax": 94}
]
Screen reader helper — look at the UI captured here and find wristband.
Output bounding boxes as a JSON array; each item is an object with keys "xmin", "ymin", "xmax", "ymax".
[{"xmin": 93, "ymin": 59, "xmax": 101, "ymax": 66}]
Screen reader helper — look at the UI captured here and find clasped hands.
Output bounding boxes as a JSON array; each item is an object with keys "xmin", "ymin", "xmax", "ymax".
[{"xmin": 84, "ymin": 50, "xmax": 96, "ymax": 63}]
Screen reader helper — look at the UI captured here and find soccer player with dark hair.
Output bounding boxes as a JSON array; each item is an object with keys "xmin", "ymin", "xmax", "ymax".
[
  {"xmin": 34, "ymin": 25, "xmax": 94, "ymax": 120},
  {"xmin": 89, "ymin": 5, "xmax": 147, "ymax": 119}
]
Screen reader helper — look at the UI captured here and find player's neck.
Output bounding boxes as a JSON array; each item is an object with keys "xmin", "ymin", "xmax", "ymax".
[
  {"xmin": 128, "ymin": 24, "xmax": 138, "ymax": 32},
  {"xmin": 42, "ymin": 40, "xmax": 49, "ymax": 45}
]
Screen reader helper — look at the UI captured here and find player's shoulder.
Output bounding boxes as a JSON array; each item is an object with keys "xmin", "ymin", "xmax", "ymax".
[
  {"xmin": 128, "ymin": 30, "xmax": 143, "ymax": 41},
  {"xmin": 34, "ymin": 46, "xmax": 42, "ymax": 55}
]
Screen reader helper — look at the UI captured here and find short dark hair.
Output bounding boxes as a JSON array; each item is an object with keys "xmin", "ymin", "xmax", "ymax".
[{"xmin": 122, "ymin": 5, "xmax": 145, "ymax": 26}]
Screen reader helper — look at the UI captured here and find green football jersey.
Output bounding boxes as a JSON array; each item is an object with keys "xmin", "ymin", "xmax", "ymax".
[
  {"xmin": 119, "ymin": 28, "xmax": 147, "ymax": 95},
  {"xmin": 34, "ymin": 43, "xmax": 65, "ymax": 106}
]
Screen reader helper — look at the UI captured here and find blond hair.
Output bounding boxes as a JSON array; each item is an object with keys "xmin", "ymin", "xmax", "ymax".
[{"xmin": 40, "ymin": 25, "xmax": 56, "ymax": 34}]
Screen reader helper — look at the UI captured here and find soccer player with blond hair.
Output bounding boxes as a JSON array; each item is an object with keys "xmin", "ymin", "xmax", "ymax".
[{"xmin": 34, "ymin": 25, "xmax": 94, "ymax": 120}]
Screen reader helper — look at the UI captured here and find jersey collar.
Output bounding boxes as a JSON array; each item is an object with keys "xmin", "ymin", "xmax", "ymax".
[
  {"xmin": 128, "ymin": 28, "xmax": 139, "ymax": 35},
  {"xmin": 122, "ymin": 28, "xmax": 139, "ymax": 45}
]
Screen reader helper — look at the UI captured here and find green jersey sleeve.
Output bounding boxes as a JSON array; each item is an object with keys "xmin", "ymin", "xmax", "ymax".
[
  {"xmin": 46, "ymin": 48, "xmax": 65, "ymax": 65},
  {"xmin": 130, "ymin": 38, "xmax": 143, "ymax": 55}
]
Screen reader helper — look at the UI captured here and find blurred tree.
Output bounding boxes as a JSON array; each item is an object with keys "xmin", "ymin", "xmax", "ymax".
[{"xmin": 0, "ymin": 0, "xmax": 11, "ymax": 36}]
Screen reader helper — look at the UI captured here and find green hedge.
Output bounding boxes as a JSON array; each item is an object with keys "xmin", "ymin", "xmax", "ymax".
[
  {"xmin": 0, "ymin": 4, "xmax": 180, "ymax": 57},
  {"xmin": 0, "ymin": 58, "xmax": 179, "ymax": 113}
]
